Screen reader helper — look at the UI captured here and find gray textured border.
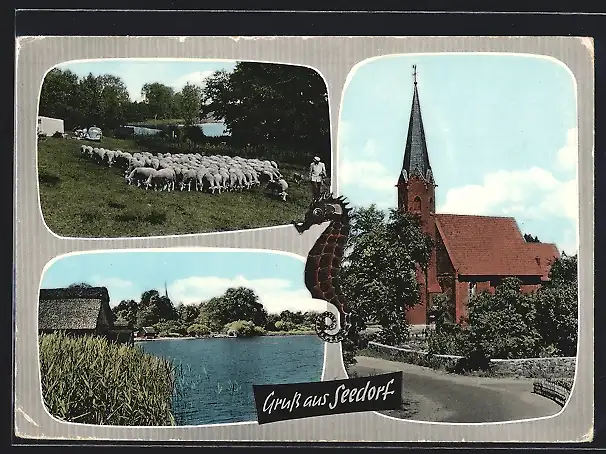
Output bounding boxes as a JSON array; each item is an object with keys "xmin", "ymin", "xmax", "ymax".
[{"xmin": 14, "ymin": 36, "xmax": 594, "ymax": 442}]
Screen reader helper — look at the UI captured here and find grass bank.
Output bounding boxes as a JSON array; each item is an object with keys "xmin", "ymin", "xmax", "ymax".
[
  {"xmin": 39, "ymin": 332, "xmax": 176, "ymax": 426},
  {"xmin": 38, "ymin": 137, "xmax": 318, "ymax": 238}
]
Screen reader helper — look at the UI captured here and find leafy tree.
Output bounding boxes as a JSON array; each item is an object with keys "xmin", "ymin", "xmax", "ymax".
[
  {"xmin": 135, "ymin": 289, "xmax": 177, "ymax": 326},
  {"xmin": 466, "ymin": 278, "xmax": 541, "ymax": 359},
  {"xmin": 533, "ymin": 254, "xmax": 578, "ymax": 356},
  {"xmin": 179, "ymin": 82, "xmax": 203, "ymax": 126},
  {"xmin": 176, "ymin": 303, "xmax": 200, "ymax": 326},
  {"xmin": 77, "ymin": 73, "xmax": 104, "ymax": 127},
  {"xmin": 39, "ymin": 68, "xmax": 81, "ymax": 127},
  {"xmin": 68, "ymin": 282, "xmax": 93, "ymax": 289},
  {"xmin": 197, "ymin": 287, "xmax": 268, "ymax": 331},
  {"xmin": 202, "ymin": 62, "xmax": 330, "ymax": 162},
  {"xmin": 141, "ymin": 83, "xmax": 176, "ymax": 120},
  {"xmin": 278, "ymin": 310, "xmax": 305, "ymax": 325},
  {"xmin": 97, "ymin": 74, "xmax": 131, "ymax": 130},
  {"xmin": 341, "ymin": 205, "xmax": 433, "ymax": 346},
  {"xmin": 427, "ymin": 293, "xmax": 455, "ymax": 330},
  {"xmin": 112, "ymin": 299, "xmax": 138, "ymax": 327}
]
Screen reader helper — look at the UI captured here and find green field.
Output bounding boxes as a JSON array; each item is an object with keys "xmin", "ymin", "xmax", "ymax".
[{"xmin": 38, "ymin": 137, "xmax": 318, "ymax": 238}]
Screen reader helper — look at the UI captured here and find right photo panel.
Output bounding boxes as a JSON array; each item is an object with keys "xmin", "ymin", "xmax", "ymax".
[{"xmin": 338, "ymin": 54, "xmax": 578, "ymax": 423}]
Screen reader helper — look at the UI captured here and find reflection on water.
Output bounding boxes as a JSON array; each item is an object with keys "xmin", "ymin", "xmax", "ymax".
[{"xmin": 138, "ymin": 335, "xmax": 324, "ymax": 425}]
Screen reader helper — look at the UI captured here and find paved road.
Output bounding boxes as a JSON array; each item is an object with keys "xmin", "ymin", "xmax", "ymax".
[{"xmin": 351, "ymin": 356, "xmax": 562, "ymax": 423}]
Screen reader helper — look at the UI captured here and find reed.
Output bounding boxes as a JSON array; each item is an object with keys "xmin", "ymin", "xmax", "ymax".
[{"xmin": 39, "ymin": 332, "xmax": 176, "ymax": 426}]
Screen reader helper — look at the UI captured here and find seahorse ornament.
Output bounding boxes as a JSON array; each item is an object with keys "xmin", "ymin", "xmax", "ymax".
[{"xmin": 292, "ymin": 192, "xmax": 353, "ymax": 343}]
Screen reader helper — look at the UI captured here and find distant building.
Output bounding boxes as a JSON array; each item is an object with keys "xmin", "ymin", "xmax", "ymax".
[
  {"xmin": 396, "ymin": 66, "xmax": 560, "ymax": 327},
  {"xmin": 38, "ymin": 286, "xmax": 134, "ymax": 345}
]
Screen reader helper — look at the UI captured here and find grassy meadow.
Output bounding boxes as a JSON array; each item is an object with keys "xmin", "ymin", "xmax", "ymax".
[{"xmin": 38, "ymin": 136, "xmax": 319, "ymax": 238}]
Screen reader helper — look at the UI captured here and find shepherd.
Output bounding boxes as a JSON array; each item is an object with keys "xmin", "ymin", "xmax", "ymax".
[{"xmin": 309, "ymin": 156, "xmax": 327, "ymax": 199}]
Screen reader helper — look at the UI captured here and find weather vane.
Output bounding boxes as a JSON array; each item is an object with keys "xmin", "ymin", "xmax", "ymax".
[{"xmin": 413, "ymin": 64, "xmax": 418, "ymax": 85}]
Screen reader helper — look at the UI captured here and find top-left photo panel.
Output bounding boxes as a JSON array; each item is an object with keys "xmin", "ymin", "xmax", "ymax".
[{"xmin": 36, "ymin": 59, "xmax": 331, "ymax": 238}]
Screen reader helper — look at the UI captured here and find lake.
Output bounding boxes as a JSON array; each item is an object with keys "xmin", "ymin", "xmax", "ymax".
[
  {"xmin": 125, "ymin": 122, "xmax": 229, "ymax": 138},
  {"xmin": 138, "ymin": 335, "xmax": 324, "ymax": 425}
]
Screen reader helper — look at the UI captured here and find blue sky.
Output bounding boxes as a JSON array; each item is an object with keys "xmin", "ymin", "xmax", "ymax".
[
  {"xmin": 338, "ymin": 54, "xmax": 579, "ymax": 255},
  {"xmin": 41, "ymin": 250, "xmax": 327, "ymax": 312},
  {"xmin": 55, "ymin": 59, "xmax": 238, "ymax": 101}
]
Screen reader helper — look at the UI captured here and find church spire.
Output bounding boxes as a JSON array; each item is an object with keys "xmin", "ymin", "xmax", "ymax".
[{"xmin": 398, "ymin": 65, "xmax": 434, "ymax": 186}]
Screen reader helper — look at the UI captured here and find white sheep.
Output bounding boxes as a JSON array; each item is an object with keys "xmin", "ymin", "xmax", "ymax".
[
  {"xmin": 125, "ymin": 167, "xmax": 156, "ymax": 187},
  {"xmin": 267, "ymin": 178, "xmax": 289, "ymax": 202}
]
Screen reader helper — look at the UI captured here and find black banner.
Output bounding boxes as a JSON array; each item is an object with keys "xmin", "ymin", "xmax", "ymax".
[{"xmin": 252, "ymin": 372, "xmax": 402, "ymax": 424}]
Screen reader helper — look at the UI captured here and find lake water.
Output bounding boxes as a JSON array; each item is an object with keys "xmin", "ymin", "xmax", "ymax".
[
  {"xmin": 125, "ymin": 122, "xmax": 229, "ymax": 138},
  {"xmin": 138, "ymin": 335, "xmax": 324, "ymax": 425}
]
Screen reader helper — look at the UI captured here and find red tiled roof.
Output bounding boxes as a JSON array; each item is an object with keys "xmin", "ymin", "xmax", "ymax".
[
  {"xmin": 435, "ymin": 214, "xmax": 559, "ymax": 277},
  {"xmin": 524, "ymin": 242, "xmax": 561, "ymax": 280}
]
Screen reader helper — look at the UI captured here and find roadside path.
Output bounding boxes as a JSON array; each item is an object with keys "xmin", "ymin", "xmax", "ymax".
[{"xmin": 351, "ymin": 356, "xmax": 562, "ymax": 423}]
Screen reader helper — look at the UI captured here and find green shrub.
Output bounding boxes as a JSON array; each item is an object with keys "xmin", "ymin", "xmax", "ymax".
[
  {"xmin": 224, "ymin": 320, "xmax": 265, "ymax": 337},
  {"xmin": 39, "ymin": 332, "xmax": 176, "ymax": 426},
  {"xmin": 186, "ymin": 323, "xmax": 210, "ymax": 336},
  {"xmin": 274, "ymin": 320, "xmax": 297, "ymax": 332}
]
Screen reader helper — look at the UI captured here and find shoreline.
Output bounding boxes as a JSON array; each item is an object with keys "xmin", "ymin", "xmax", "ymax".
[{"xmin": 135, "ymin": 331, "xmax": 316, "ymax": 342}]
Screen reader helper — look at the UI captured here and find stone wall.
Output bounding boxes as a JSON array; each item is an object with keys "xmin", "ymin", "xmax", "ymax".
[{"xmin": 367, "ymin": 341, "xmax": 577, "ymax": 380}]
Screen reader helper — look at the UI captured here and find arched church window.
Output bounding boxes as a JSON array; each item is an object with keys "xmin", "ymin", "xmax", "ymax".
[
  {"xmin": 413, "ymin": 196, "xmax": 421, "ymax": 212},
  {"xmin": 429, "ymin": 197, "xmax": 434, "ymax": 213}
]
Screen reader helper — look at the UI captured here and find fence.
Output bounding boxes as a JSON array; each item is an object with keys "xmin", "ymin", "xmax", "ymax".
[{"xmin": 533, "ymin": 380, "xmax": 571, "ymax": 407}]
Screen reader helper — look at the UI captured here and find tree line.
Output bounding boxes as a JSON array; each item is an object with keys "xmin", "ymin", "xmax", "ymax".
[
  {"xmin": 39, "ymin": 62, "xmax": 330, "ymax": 157},
  {"xmin": 107, "ymin": 285, "xmax": 320, "ymax": 337},
  {"xmin": 339, "ymin": 205, "xmax": 578, "ymax": 366}
]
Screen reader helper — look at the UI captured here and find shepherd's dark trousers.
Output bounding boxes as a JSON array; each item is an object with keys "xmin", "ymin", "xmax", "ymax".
[{"xmin": 311, "ymin": 181, "xmax": 322, "ymax": 199}]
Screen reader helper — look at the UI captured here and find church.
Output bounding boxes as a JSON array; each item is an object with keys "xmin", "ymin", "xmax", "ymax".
[{"xmin": 397, "ymin": 66, "xmax": 560, "ymax": 326}]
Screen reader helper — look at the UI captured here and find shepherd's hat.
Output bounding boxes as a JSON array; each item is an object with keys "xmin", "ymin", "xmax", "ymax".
[{"xmin": 313, "ymin": 156, "xmax": 321, "ymax": 162}]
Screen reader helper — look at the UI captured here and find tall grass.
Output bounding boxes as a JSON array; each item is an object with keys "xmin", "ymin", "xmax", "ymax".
[{"xmin": 39, "ymin": 332, "xmax": 177, "ymax": 426}]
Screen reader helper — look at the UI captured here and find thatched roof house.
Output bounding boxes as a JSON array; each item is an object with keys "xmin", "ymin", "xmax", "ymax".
[{"xmin": 38, "ymin": 286, "xmax": 133, "ymax": 345}]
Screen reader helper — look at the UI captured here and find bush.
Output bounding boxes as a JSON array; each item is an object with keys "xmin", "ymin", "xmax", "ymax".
[
  {"xmin": 39, "ymin": 332, "xmax": 176, "ymax": 426},
  {"xmin": 274, "ymin": 320, "xmax": 297, "ymax": 332},
  {"xmin": 224, "ymin": 320, "xmax": 265, "ymax": 337},
  {"xmin": 186, "ymin": 323, "xmax": 210, "ymax": 336},
  {"xmin": 154, "ymin": 320, "xmax": 186, "ymax": 337},
  {"xmin": 427, "ymin": 322, "xmax": 471, "ymax": 356}
]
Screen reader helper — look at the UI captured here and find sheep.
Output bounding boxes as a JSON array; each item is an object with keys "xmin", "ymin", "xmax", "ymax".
[
  {"xmin": 125, "ymin": 167, "xmax": 156, "ymax": 187},
  {"xmin": 180, "ymin": 169, "xmax": 198, "ymax": 192},
  {"xmin": 266, "ymin": 178, "xmax": 289, "ymax": 202},
  {"xmin": 105, "ymin": 150, "xmax": 116, "ymax": 167},
  {"xmin": 145, "ymin": 168, "xmax": 176, "ymax": 192}
]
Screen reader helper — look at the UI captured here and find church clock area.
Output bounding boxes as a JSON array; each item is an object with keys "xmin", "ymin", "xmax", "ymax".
[{"xmin": 337, "ymin": 55, "xmax": 579, "ymax": 423}]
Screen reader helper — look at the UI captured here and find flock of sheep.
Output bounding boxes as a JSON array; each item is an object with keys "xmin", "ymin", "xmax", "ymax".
[{"xmin": 79, "ymin": 144, "xmax": 291, "ymax": 201}]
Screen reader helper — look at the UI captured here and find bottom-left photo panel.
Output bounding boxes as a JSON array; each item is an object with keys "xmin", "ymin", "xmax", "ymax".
[{"xmin": 37, "ymin": 249, "xmax": 327, "ymax": 426}]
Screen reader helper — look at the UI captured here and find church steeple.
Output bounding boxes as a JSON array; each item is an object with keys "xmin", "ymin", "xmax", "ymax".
[{"xmin": 398, "ymin": 64, "xmax": 434, "ymax": 186}]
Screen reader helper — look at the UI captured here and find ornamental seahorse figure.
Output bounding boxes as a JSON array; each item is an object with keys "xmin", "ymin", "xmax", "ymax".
[{"xmin": 292, "ymin": 192, "xmax": 353, "ymax": 343}]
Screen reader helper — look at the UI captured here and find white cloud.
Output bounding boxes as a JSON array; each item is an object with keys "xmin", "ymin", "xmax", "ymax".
[
  {"xmin": 167, "ymin": 275, "xmax": 327, "ymax": 314},
  {"xmin": 439, "ymin": 167, "xmax": 577, "ymax": 224},
  {"xmin": 171, "ymin": 70, "xmax": 215, "ymax": 92},
  {"xmin": 340, "ymin": 155, "xmax": 395, "ymax": 193},
  {"xmin": 90, "ymin": 275, "xmax": 134, "ymax": 289},
  {"xmin": 362, "ymin": 138, "xmax": 379, "ymax": 157},
  {"xmin": 556, "ymin": 127, "xmax": 578, "ymax": 173}
]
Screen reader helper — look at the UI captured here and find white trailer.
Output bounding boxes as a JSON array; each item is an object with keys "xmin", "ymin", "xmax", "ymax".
[{"xmin": 37, "ymin": 116, "xmax": 65, "ymax": 137}]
